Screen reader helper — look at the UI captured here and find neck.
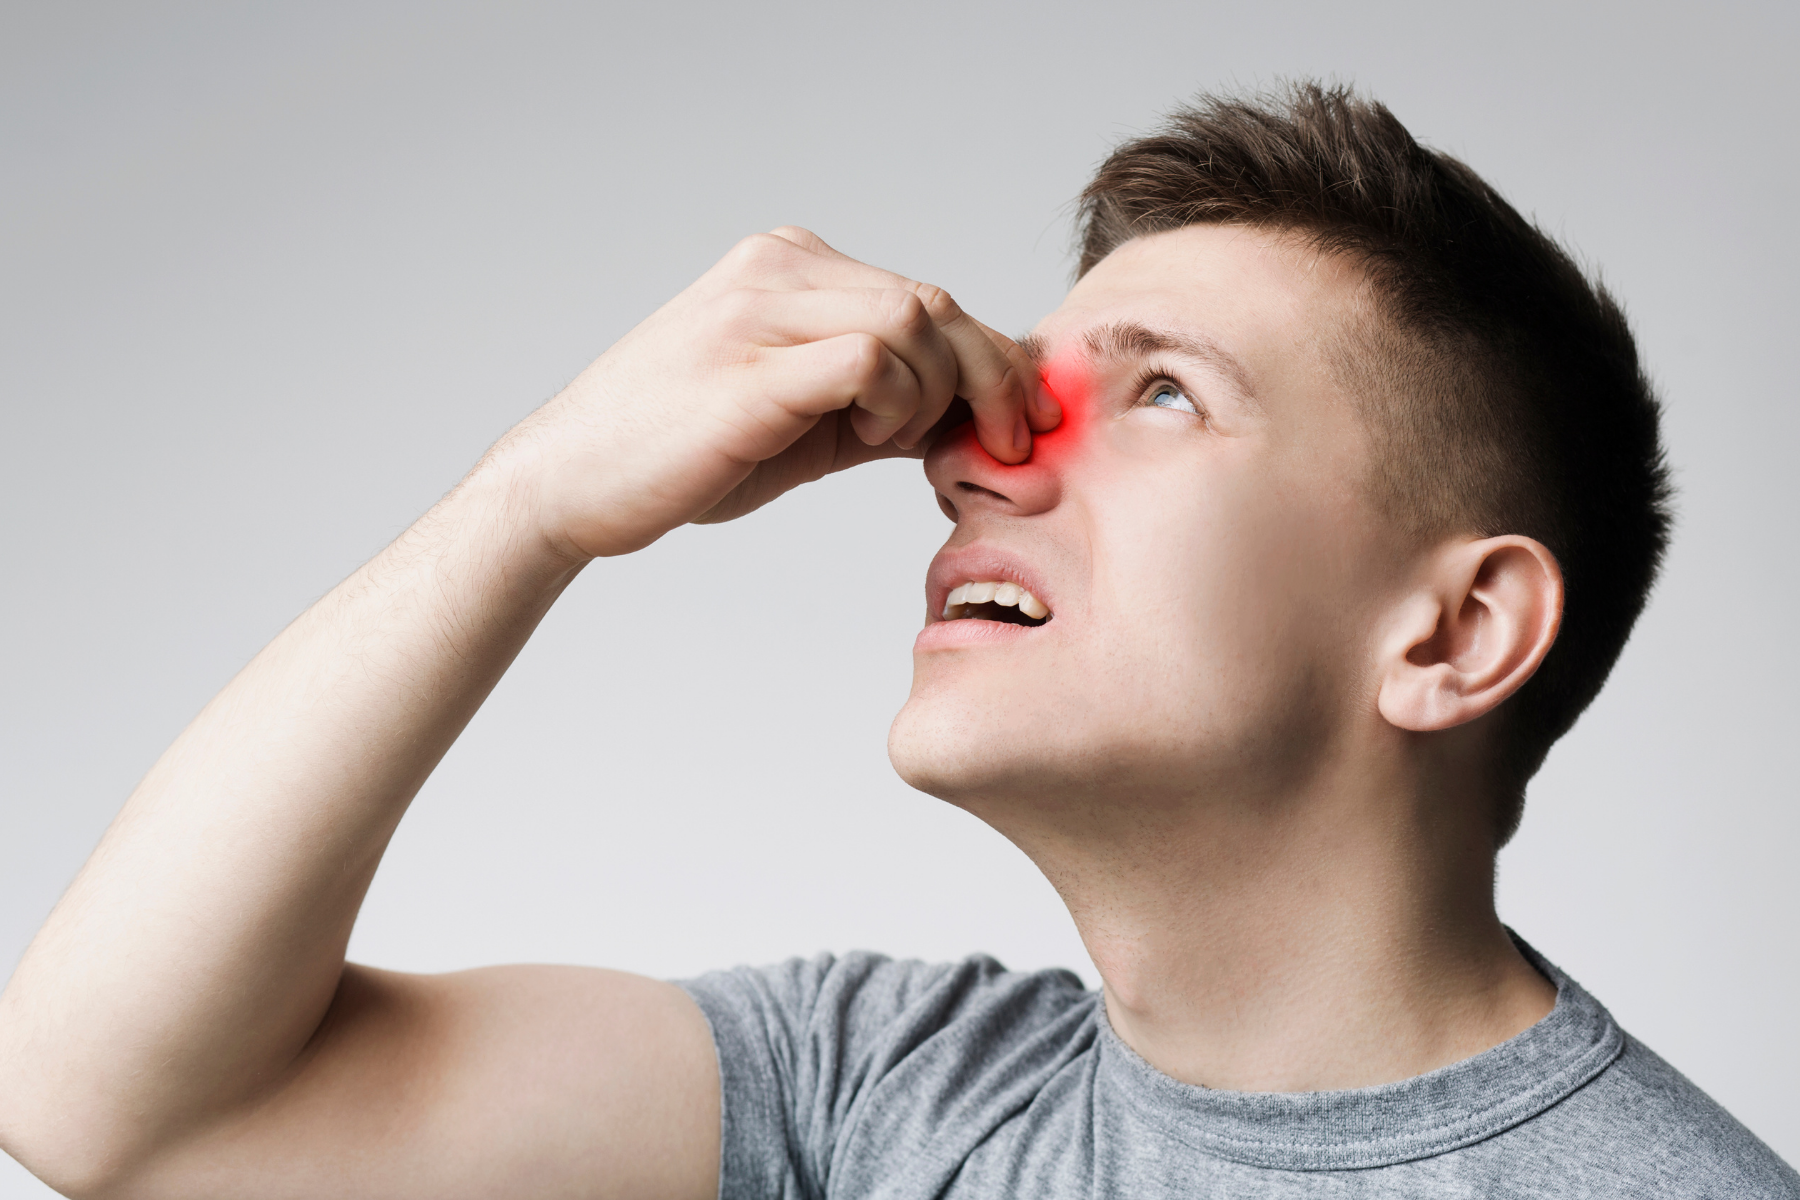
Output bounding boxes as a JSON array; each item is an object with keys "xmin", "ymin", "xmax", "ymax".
[{"xmin": 985, "ymin": 753, "xmax": 1554, "ymax": 1093}]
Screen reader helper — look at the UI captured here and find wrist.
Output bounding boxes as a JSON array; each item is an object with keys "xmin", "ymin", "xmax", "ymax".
[{"xmin": 424, "ymin": 437, "xmax": 594, "ymax": 595}]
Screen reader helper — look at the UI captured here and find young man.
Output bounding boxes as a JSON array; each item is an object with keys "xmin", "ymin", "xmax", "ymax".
[{"xmin": 0, "ymin": 83, "xmax": 1792, "ymax": 1199}]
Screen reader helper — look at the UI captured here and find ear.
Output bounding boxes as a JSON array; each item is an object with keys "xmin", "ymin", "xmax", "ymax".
[{"xmin": 1377, "ymin": 536, "xmax": 1564, "ymax": 733}]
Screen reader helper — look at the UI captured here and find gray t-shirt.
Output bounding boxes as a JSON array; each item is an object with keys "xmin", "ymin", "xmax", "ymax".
[{"xmin": 679, "ymin": 940, "xmax": 1798, "ymax": 1198}]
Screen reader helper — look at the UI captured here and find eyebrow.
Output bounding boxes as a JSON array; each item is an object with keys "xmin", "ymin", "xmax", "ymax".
[{"xmin": 1021, "ymin": 321, "xmax": 1260, "ymax": 407}]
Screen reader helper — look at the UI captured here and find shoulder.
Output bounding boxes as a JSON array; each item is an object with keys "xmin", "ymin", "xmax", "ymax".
[
  {"xmin": 676, "ymin": 953, "xmax": 1099, "ymax": 1199},
  {"xmin": 1513, "ymin": 1033, "xmax": 1800, "ymax": 1198}
]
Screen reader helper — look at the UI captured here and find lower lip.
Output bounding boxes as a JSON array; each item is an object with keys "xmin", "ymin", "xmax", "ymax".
[{"xmin": 913, "ymin": 617, "xmax": 1048, "ymax": 652}]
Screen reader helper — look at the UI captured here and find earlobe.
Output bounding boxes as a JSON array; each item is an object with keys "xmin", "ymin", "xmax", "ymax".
[{"xmin": 1377, "ymin": 536, "xmax": 1563, "ymax": 733}]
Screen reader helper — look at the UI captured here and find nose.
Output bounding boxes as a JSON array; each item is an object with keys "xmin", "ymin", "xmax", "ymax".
[{"xmin": 924, "ymin": 418, "xmax": 1064, "ymax": 521}]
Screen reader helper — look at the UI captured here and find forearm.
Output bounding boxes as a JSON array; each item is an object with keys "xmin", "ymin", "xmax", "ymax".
[{"xmin": 0, "ymin": 445, "xmax": 581, "ymax": 1171}]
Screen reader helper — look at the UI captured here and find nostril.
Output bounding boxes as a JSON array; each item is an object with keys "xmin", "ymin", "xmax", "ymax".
[
  {"xmin": 956, "ymin": 482, "xmax": 1012, "ymax": 502},
  {"xmin": 936, "ymin": 492, "xmax": 958, "ymax": 521}
]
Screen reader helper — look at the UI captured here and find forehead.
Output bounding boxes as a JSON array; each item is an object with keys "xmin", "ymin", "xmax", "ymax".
[{"xmin": 1031, "ymin": 224, "xmax": 1364, "ymax": 380}]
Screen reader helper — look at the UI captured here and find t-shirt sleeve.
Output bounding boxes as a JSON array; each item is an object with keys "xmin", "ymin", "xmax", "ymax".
[{"xmin": 677, "ymin": 951, "xmax": 1087, "ymax": 1200}]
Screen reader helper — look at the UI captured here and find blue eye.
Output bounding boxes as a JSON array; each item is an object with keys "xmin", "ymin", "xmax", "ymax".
[{"xmin": 1149, "ymin": 384, "xmax": 1199, "ymax": 415}]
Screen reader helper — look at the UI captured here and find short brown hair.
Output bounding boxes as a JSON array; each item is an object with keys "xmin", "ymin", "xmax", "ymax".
[{"xmin": 1078, "ymin": 82, "xmax": 1672, "ymax": 842}]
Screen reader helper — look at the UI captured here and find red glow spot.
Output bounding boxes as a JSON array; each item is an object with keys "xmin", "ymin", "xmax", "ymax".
[{"xmin": 1013, "ymin": 352, "xmax": 1092, "ymax": 470}]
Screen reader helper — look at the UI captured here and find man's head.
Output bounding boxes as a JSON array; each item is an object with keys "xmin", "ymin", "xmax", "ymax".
[{"xmin": 888, "ymin": 83, "xmax": 1670, "ymax": 849}]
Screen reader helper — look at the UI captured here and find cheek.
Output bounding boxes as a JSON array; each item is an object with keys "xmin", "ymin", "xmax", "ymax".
[{"xmin": 1088, "ymin": 468, "xmax": 1330, "ymax": 699}]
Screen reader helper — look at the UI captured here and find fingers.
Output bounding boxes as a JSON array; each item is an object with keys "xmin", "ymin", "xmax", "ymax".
[
  {"xmin": 691, "ymin": 407, "xmax": 920, "ymax": 527},
  {"xmin": 713, "ymin": 228, "xmax": 1051, "ymax": 462},
  {"xmin": 963, "ymin": 313, "xmax": 1062, "ymax": 433},
  {"xmin": 889, "ymin": 293, "xmax": 1041, "ymax": 461},
  {"xmin": 770, "ymin": 235, "xmax": 1036, "ymax": 461},
  {"xmin": 712, "ymin": 287, "xmax": 956, "ymax": 445},
  {"xmin": 754, "ymin": 332, "xmax": 923, "ymax": 449}
]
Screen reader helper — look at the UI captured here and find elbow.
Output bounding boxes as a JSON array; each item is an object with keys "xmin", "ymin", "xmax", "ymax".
[{"xmin": 0, "ymin": 1088, "xmax": 161, "ymax": 1200}]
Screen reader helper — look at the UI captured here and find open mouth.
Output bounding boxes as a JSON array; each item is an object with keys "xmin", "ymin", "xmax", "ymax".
[{"xmin": 940, "ymin": 580, "xmax": 1051, "ymax": 627}]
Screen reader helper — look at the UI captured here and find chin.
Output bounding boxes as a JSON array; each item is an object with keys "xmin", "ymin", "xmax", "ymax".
[
  {"xmin": 889, "ymin": 661, "xmax": 1313, "ymax": 831},
  {"xmin": 886, "ymin": 673, "xmax": 1157, "ymax": 813},
  {"xmin": 887, "ymin": 685, "xmax": 1053, "ymax": 807}
]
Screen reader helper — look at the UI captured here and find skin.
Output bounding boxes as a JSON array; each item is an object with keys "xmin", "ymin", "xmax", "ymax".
[{"xmin": 0, "ymin": 223, "xmax": 1558, "ymax": 1199}]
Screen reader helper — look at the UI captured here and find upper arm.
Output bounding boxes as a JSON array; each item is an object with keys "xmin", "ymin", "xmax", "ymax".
[{"xmin": 119, "ymin": 963, "xmax": 720, "ymax": 1200}]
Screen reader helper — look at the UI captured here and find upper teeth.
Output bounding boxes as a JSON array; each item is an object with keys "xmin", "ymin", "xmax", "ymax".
[{"xmin": 943, "ymin": 580, "xmax": 1050, "ymax": 620}]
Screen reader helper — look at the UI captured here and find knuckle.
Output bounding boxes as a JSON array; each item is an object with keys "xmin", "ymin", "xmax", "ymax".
[
  {"xmin": 884, "ymin": 290, "xmax": 933, "ymax": 339},
  {"xmin": 767, "ymin": 224, "xmax": 816, "ymax": 246},
  {"xmin": 726, "ymin": 232, "xmax": 792, "ymax": 270},
  {"xmin": 989, "ymin": 362, "xmax": 1022, "ymax": 399},
  {"xmin": 910, "ymin": 282, "xmax": 962, "ymax": 324},
  {"xmin": 844, "ymin": 332, "xmax": 888, "ymax": 383}
]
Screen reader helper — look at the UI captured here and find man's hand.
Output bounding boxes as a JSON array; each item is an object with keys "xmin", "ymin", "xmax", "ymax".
[{"xmin": 499, "ymin": 226, "xmax": 1058, "ymax": 560}]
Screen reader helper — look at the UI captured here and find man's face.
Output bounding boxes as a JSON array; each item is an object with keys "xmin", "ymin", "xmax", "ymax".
[{"xmin": 888, "ymin": 224, "xmax": 1408, "ymax": 820}]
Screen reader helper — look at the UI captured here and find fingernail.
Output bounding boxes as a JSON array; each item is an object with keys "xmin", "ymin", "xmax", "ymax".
[
  {"xmin": 1034, "ymin": 385, "xmax": 1063, "ymax": 428},
  {"xmin": 1013, "ymin": 413, "xmax": 1031, "ymax": 456}
]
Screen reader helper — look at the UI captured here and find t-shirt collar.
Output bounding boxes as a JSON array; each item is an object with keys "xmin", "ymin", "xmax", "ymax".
[{"xmin": 1096, "ymin": 936, "xmax": 1625, "ymax": 1170}]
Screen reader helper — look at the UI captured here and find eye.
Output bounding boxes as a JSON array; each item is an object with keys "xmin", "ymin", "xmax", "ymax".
[{"xmin": 1146, "ymin": 382, "xmax": 1199, "ymax": 415}]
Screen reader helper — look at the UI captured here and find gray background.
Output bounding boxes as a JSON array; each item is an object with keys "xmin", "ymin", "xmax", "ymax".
[{"xmin": 3, "ymin": 1, "xmax": 1795, "ymax": 1192}]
